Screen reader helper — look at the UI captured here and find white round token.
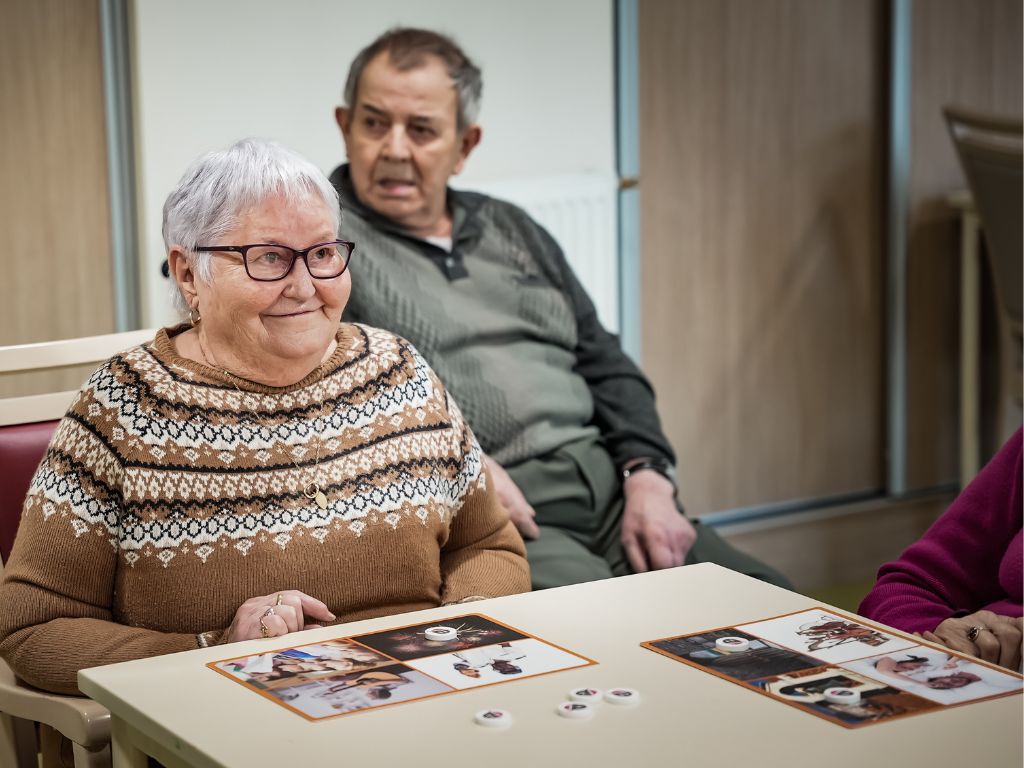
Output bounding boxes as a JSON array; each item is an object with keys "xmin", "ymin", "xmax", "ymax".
[
  {"xmin": 424, "ymin": 626, "xmax": 458, "ymax": 642},
  {"xmin": 474, "ymin": 709, "xmax": 512, "ymax": 728},
  {"xmin": 568, "ymin": 687, "xmax": 602, "ymax": 703},
  {"xmin": 557, "ymin": 701, "xmax": 595, "ymax": 719},
  {"xmin": 715, "ymin": 636, "xmax": 750, "ymax": 653},
  {"xmin": 823, "ymin": 687, "xmax": 861, "ymax": 705},
  {"xmin": 604, "ymin": 687, "xmax": 640, "ymax": 705}
]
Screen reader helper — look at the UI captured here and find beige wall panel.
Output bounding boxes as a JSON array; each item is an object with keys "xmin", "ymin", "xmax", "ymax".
[
  {"xmin": 905, "ymin": 0, "xmax": 1023, "ymax": 488},
  {"xmin": 638, "ymin": 0, "xmax": 885, "ymax": 515},
  {"xmin": 0, "ymin": 0, "xmax": 114, "ymax": 372},
  {"xmin": 722, "ymin": 493, "xmax": 950, "ymax": 594}
]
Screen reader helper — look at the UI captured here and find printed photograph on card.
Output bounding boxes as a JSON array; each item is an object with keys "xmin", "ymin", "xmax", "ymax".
[
  {"xmin": 405, "ymin": 637, "xmax": 593, "ymax": 689},
  {"xmin": 753, "ymin": 665, "xmax": 892, "ymax": 702},
  {"xmin": 353, "ymin": 614, "xmax": 528, "ymax": 661},
  {"xmin": 648, "ymin": 628, "xmax": 822, "ymax": 681},
  {"xmin": 213, "ymin": 640, "xmax": 393, "ymax": 691},
  {"xmin": 843, "ymin": 645, "xmax": 1024, "ymax": 705},
  {"xmin": 752, "ymin": 666, "xmax": 939, "ymax": 726},
  {"xmin": 739, "ymin": 609, "xmax": 917, "ymax": 664},
  {"xmin": 264, "ymin": 663, "xmax": 453, "ymax": 718}
]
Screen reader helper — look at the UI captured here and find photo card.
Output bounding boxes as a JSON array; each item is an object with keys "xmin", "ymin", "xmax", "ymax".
[
  {"xmin": 210, "ymin": 613, "xmax": 594, "ymax": 721},
  {"xmin": 739, "ymin": 609, "xmax": 917, "ymax": 664},
  {"xmin": 404, "ymin": 637, "xmax": 593, "ymax": 690},
  {"xmin": 751, "ymin": 666, "xmax": 939, "ymax": 727},
  {"xmin": 264, "ymin": 663, "xmax": 453, "ymax": 719},
  {"xmin": 645, "ymin": 627, "xmax": 823, "ymax": 682},
  {"xmin": 213, "ymin": 639, "xmax": 393, "ymax": 691},
  {"xmin": 642, "ymin": 608, "xmax": 1023, "ymax": 730},
  {"xmin": 353, "ymin": 614, "xmax": 528, "ymax": 661},
  {"xmin": 843, "ymin": 645, "xmax": 1024, "ymax": 706}
]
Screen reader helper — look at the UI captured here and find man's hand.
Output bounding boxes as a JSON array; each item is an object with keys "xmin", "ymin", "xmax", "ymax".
[
  {"xmin": 922, "ymin": 611, "xmax": 1023, "ymax": 671},
  {"xmin": 484, "ymin": 455, "xmax": 540, "ymax": 539},
  {"xmin": 621, "ymin": 469, "xmax": 695, "ymax": 571}
]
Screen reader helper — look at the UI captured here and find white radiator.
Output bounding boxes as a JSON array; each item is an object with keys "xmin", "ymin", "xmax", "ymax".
[{"xmin": 458, "ymin": 173, "xmax": 620, "ymax": 332}]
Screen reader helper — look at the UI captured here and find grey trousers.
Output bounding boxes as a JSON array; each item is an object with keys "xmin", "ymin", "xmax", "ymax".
[{"xmin": 505, "ymin": 438, "xmax": 792, "ymax": 591}]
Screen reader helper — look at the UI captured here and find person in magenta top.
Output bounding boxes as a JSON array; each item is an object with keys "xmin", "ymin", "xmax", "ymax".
[{"xmin": 859, "ymin": 429, "xmax": 1023, "ymax": 671}]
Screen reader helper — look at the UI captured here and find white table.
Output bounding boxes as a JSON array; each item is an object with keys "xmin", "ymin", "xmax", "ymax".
[{"xmin": 79, "ymin": 564, "xmax": 1022, "ymax": 768}]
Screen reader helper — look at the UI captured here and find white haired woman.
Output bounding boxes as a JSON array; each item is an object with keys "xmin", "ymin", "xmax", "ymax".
[{"xmin": 0, "ymin": 138, "xmax": 529, "ymax": 695}]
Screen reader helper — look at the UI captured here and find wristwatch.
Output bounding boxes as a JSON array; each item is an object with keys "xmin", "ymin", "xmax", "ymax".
[{"xmin": 621, "ymin": 457, "xmax": 678, "ymax": 492}]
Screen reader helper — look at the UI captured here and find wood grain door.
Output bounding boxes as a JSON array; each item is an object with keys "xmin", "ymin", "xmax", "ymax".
[
  {"xmin": 637, "ymin": 0, "xmax": 886, "ymax": 515},
  {"xmin": 1, "ymin": 0, "xmax": 114, "ymax": 394}
]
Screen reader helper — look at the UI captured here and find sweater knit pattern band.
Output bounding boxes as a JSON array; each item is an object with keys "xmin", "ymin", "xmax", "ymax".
[{"xmin": 28, "ymin": 324, "xmax": 484, "ymax": 566}]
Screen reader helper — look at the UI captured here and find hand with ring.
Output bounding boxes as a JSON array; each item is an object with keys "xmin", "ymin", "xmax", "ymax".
[
  {"xmin": 223, "ymin": 590, "xmax": 337, "ymax": 643},
  {"xmin": 922, "ymin": 610, "xmax": 1023, "ymax": 671}
]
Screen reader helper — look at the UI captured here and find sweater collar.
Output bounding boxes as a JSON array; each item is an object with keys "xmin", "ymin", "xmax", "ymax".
[{"xmin": 330, "ymin": 164, "xmax": 486, "ymax": 251}]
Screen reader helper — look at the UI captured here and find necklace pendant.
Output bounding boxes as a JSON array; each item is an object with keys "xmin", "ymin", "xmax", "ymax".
[{"xmin": 304, "ymin": 482, "xmax": 328, "ymax": 509}]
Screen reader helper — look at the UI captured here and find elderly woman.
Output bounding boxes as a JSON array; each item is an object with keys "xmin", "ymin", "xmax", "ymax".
[
  {"xmin": 859, "ymin": 428, "xmax": 1022, "ymax": 671},
  {"xmin": 0, "ymin": 138, "xmax": 529, "ymax": 695}
]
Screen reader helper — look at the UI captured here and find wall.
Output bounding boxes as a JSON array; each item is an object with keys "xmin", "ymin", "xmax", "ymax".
[
  {"xmin": 904, "ymin": 0, "xmax": 1023, "ymax": 488},
  {"xmin": 131, "ymin": 0, "xmax": 615, "ymax": 326},
  {"xmin": 1, "ymin": 0, "xmax": 114, "ymax": 349},
  {"xmin": 637, "ymin": 0, "xmax": 886, "ymax": 517}
]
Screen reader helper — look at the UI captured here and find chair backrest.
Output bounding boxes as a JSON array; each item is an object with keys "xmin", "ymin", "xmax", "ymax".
[
  {"xmin": 0, "ymin": 329, "xmax": 155, "ymax": 568},
  {"xmin": 943, "ymin": 106, "xmax": 1023, "ymax": 335},
  {"xmin": 0, "ymin": 422, "xmax": 58, "ymax": 565}
]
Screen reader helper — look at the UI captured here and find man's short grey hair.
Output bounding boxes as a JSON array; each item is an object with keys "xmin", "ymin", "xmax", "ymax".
[
  {"xmin": 343, "ymin": 28, "xmax": 482, "ymax": 133},
  {"xmin": 163, "ymin": 138, "xmax": 340, "ymax": 316}
]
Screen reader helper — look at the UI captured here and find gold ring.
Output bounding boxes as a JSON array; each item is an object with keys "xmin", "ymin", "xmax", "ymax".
[
  {"xmin": 967, "ymin": 625, "xmax": 983, "ymax": 642},
  {"xmin": 259, "ymin": 617, "xmax": 270, "ymax": 638},
  {"xmin": 275, "ymin": 593, "xmax": 283, "ymax": 606}
]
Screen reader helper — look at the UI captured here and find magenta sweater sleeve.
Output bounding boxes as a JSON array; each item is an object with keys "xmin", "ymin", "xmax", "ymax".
[{"xmin": 858, "ymin": 429, "xmax": 1023, "ymax": 634}]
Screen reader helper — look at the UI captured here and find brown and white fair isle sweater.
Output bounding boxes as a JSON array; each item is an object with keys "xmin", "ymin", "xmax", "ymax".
[{"xmin": 0, "ymin": 323, "xmax": 529, "ymax": 694}]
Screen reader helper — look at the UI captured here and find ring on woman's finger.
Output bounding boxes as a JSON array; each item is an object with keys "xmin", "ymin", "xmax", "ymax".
[
  {"xmin": 259, "ymin": 617, "xmax": 271, "ymax": 638},
  {"xmin": 967, "ymin": 625, "xmax": 984, "ymax": 642},
  {"xmin": 262, "ymin": 606, "xmax": 276, "ymax": 619},
  {"xmin": 275, "ymin": 593, "xmax": 284, "ymax": 606}
]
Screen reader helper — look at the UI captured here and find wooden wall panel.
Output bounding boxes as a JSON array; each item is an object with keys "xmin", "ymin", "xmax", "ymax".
[
  {"xmin": 0, "ymin": 0, "xmax": 114, "ymax": 395},
  {"xmin": 638, "ymin": 0, "xmax": 885, "ymax": 516},
  {"xmin": 905, "ymin": 0, "xmax": 1023, "ymax": 488}
]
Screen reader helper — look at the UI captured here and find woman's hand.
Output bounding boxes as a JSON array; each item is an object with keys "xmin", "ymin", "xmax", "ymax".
[
  {"xmin": 222, "ymin": 590, "xmax": 336, "ymax": 643},
  {"xmin": 922, "ymin": 610, "xmax": 1022, "ymax": 671},
  {"xmin": 484, "ymin": 455, "xmax": 539, "ymax": 540}
]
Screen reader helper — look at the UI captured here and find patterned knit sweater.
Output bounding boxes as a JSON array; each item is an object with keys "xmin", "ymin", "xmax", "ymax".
[
  {"xmin": 0, "ymin": 323, "xmax": 528, "ymax": 694},
  {"xmin": 331, "ymin": 164, "xmax": 676, "ymax": 472}
]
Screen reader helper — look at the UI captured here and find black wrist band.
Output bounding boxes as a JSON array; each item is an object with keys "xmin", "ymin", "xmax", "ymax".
[{"xmin": 621, "ymin": 459, "xmax": 678, "ymax": 492}]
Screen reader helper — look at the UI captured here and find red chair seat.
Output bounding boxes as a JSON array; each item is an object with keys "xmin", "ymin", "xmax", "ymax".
[{"xmin": 0, "ymin": 421, "xmax": 58, "ymax": 563}]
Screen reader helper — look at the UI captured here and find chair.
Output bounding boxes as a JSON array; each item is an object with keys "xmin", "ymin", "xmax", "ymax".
[
  {"xmin": 0, "ymin": 328, "xmax": 154, "ymax": 768},
  {"xmin": 944, "ymin": 106, "xmax": 1024, "ymax": 445}
]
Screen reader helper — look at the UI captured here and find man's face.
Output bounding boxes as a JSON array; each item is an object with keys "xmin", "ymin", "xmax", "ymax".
[{"xmin": 336, "ymin": 52, "xmax": 481, "ymax": 238}]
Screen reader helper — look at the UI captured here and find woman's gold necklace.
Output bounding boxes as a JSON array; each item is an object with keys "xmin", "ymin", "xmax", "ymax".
[{"xmin": 198, "ymin": 340, "xmax": 330, "ymax": 510}]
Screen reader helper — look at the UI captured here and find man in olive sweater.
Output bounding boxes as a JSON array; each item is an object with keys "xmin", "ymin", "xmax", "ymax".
[{"xmin": 333, "ymin": 28, "xmax": 789, "ymax": 589}]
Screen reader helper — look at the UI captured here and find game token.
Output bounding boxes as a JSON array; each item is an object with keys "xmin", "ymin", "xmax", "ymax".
[
  {"xmin": 604, "ymin": 687, "xmax": 640, "ymax": 705},
  {"xmin": 474, "ymin": 709, "xmax": 512, "ymax": 728},
  {"xmin": 568, "ymin": 687, "xmax": 602, "ymax": 703},
  {"xmin": 823, "ymin": 687, "xmax": 861, "ymax": 705},
  {"xmin": 424, "ymin": 626, "xmax": 458, "ymax": 642},
  {"xmin": 557, "ymin": 701, "xmax": 594, "ymax": 719},
  {"xmin": 715, "ymin": 636, "xmax": 750, "ymax": 653}
]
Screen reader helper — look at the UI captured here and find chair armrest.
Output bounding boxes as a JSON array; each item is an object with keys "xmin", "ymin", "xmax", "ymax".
[{"xmin": 0, "ymin": 660, "xmax": 109, "ymax": 747}]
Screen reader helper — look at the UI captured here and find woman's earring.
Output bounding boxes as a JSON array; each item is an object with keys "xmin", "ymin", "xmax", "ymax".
[{"xmin": 189, "ymin": 307, "xmax": 201, "ymax": 325}]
